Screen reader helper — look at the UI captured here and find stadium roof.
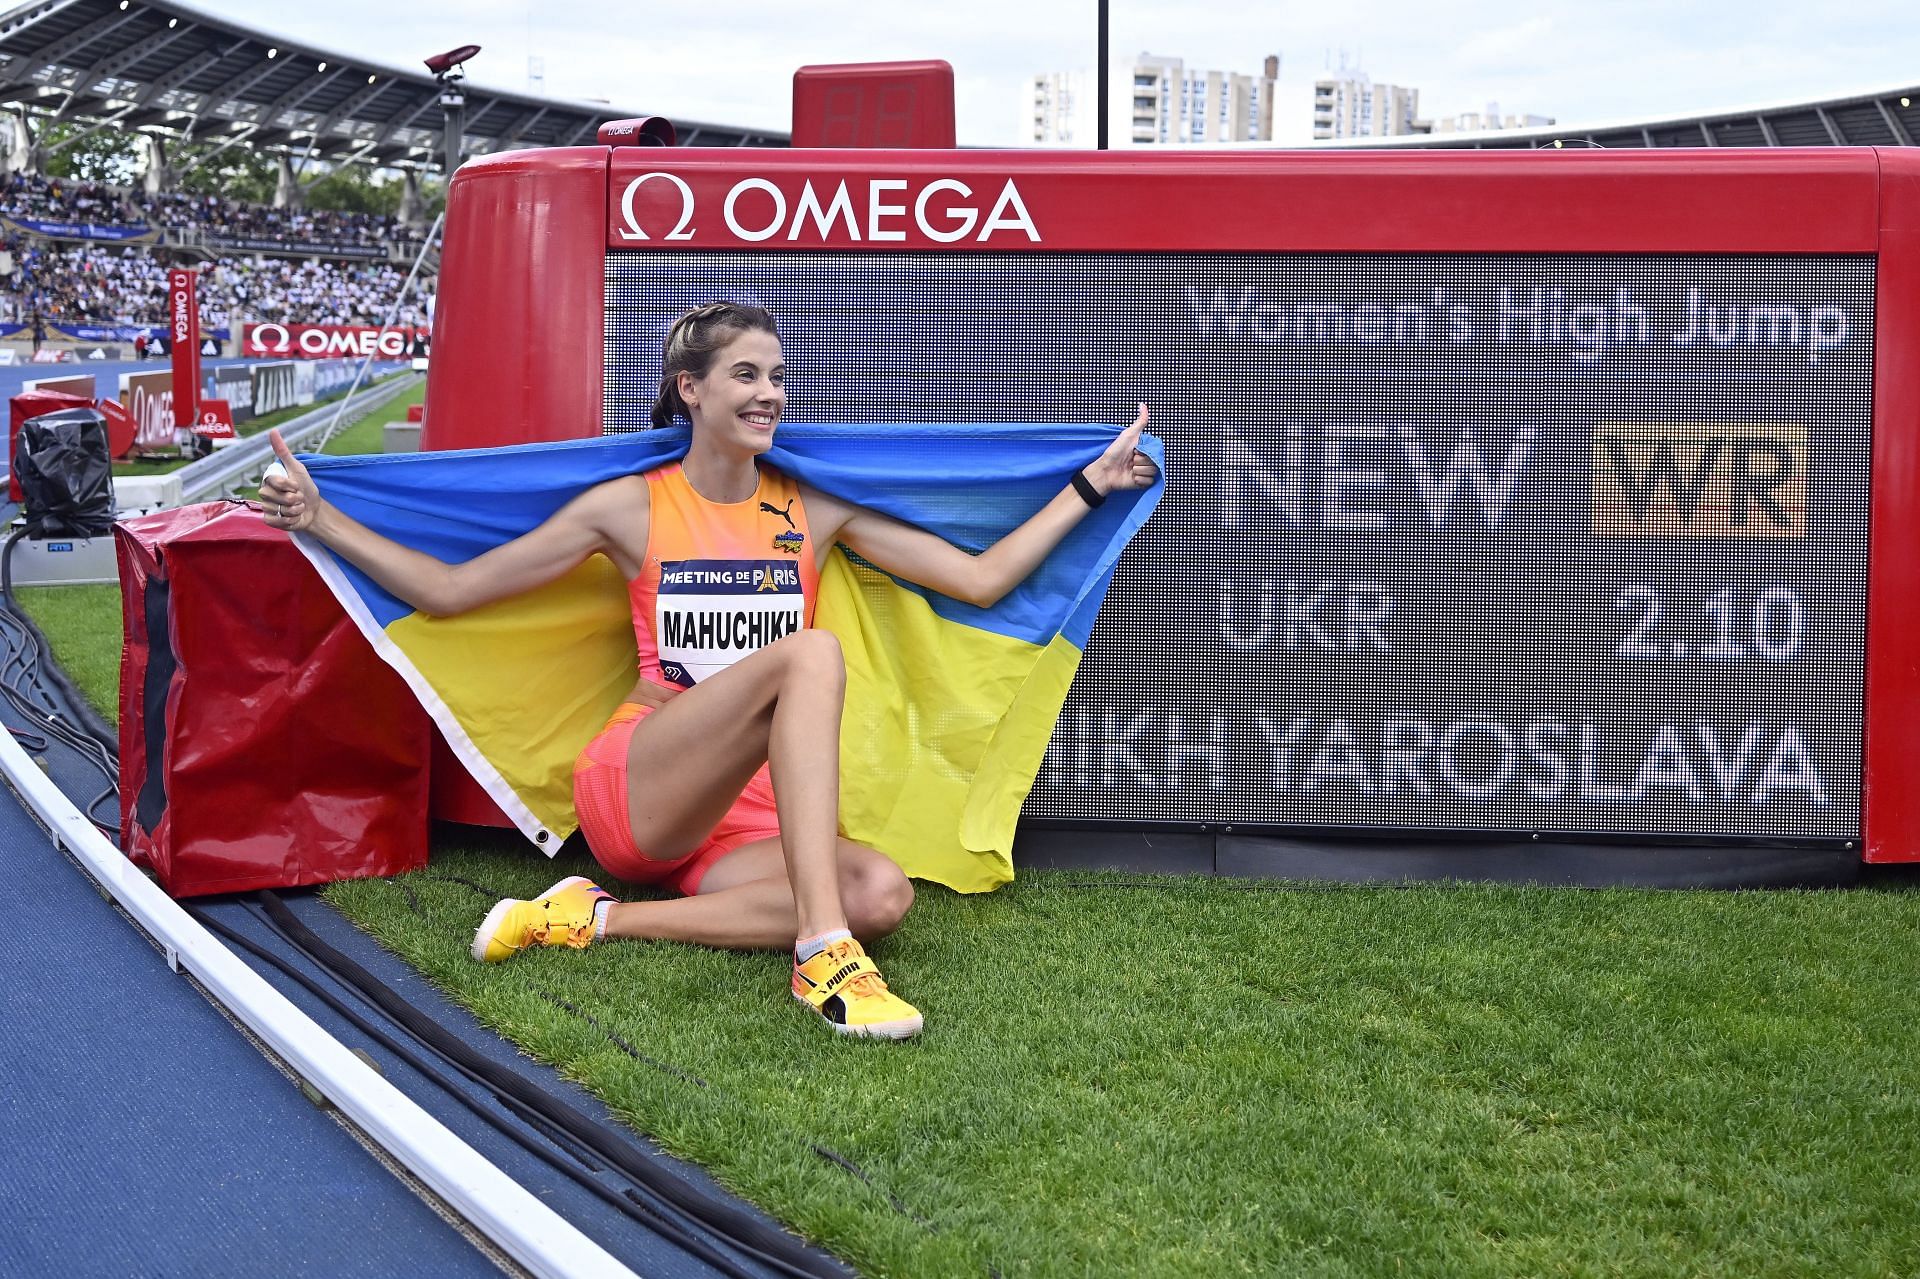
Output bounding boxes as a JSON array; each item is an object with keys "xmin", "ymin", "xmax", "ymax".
[
  {"xmin": 1319, "ymin": 82, "xmax": 1920, "ymax": 151},
  {"xmin": 0, "ymin": 0, "xmax": 788, "ymax": 174}
]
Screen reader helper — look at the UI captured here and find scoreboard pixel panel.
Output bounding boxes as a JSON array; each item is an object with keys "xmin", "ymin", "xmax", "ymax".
[{"xmin": 605, "ymin": 249, "xmax": 1872, "ymax": 841}]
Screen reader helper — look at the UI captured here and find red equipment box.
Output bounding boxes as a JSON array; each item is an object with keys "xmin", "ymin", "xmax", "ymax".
[
  {"xmin": 116, "ymin": 502, "xmax": 431, "ymax": 896},
  {"xmin": 792, "ymin": 61, "xmax": 956, "ymax": 148}
]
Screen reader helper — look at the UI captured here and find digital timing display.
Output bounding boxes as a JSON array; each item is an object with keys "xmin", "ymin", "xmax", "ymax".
[{"xmin": 605, "ymin": 252, "xmax": 1872, "ymax": 841}]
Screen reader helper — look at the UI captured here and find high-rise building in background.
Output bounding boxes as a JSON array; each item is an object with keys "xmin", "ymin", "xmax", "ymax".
[
  {"xmin": 1029, "ymin": 70, "xmax": 1095, "ymax": 146},
  {"xmin": 1432, "ymin": 104, "xmax": 1556, "ymax": 134},
  {"xmin": 1125, "ymin": 53, "xmax": 1280, "ymax": 145},
  {"xmin": 1313, "ymin": 71, "xmax": 1422, "ymax": 139}
]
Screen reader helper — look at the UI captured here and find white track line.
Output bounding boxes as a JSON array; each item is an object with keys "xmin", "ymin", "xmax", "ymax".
[{"xmin": 0, "ymin": 726, "xmax": 638, "ymax": 1279}]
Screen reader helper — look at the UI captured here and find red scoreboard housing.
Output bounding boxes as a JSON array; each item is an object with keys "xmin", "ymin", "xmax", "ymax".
[{"xmin": 423, "ymin": 142, "xmax": 1920, "ymax": 878}]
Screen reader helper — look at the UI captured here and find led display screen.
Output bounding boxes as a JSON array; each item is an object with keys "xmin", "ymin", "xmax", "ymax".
[{"xmin": 606, "ymin": 251, "xmax": 1872, "ymax": 840}]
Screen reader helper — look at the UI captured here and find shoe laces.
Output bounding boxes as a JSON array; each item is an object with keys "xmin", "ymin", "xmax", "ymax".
[
  {"xmin": 843, "ymin": 969, "xmax": 891, "ymax": 1000},
  {"xmin": 818, "ymin": 940, "xmax": 890, "ymax": 999},
  {"xmin": 529, "ymin": 899, "xmax": 589, "ymax": 947}
]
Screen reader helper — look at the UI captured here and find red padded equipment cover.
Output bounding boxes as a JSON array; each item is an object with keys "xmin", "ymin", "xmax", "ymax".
[{"xmin": 115, "ymin": 502, "xmax": 432, "ymax": 896}]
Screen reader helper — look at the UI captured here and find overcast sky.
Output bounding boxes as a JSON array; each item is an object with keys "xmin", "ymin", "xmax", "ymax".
[{"xmin": 182, "ymin": 0, "xmax": 1920, "ymax": 145}]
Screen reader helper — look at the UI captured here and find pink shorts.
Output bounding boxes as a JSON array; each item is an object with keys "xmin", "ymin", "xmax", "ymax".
[{"xmin": 572, "ymin": 702, "xmax": 783, "ymax": 897}]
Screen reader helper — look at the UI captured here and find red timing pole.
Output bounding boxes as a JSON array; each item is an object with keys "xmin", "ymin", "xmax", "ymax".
[{"xmin": 168, "ymin": 268, "xmax": 201, "ymax": 433}]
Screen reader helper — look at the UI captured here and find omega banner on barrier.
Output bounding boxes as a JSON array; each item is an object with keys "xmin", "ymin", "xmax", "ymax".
[
  {"xmin": 423, "ymin": 147, "xmax": 1920, "ymax": 865},
  {"xmin": 244, "ymin": 322, "xmax": 428, "ymax": 360}
]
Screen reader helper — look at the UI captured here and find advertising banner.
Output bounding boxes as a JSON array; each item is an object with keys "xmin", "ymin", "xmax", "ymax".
[
  {"xmin": 23, "ymin": 374, "xmax": 97, "ymax": 399},
  {"xmin": 211, "ymin": 364, "xmax": 255, "ymax": 422},
  {"xmin": 1, "ymin": 215, "xmax": 159, "ymax": 244},
  {"xmin": 51, "ymin": 323, "xmax": 230, "ymax": 344},
  {"xmin": 206, "ymin": 235, "xmax": 386, "ymax": 260},
  {"xmin": 194, "ymin": 400, "xmax": 235, "ymax": 441},
  {"xmin": 311, "ymin": 359, "xmax": 359, "ymax": 397},
  {"xmin": 292, "ymin": 361, "xmax": 316, "ymax": 405},
  {"xmin": 244, "ymin": 322, "xmax": 429, "ymax": 360},
  {"xmin": 250, "ymin": 361, "xmax": 299, "ymax": 416},
  {"xmin": 119, "ymin": 368, "xmax": 175, "ymax": 451},
  {"xmin": 168, "ymin": 269, "xmax": 200, "ymax": 430}
]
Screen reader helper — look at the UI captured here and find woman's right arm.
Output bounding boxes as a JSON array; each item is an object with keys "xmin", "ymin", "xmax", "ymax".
[{"xmin": 259, "ymin": 429, "xmax": 642, "ymax": 617}]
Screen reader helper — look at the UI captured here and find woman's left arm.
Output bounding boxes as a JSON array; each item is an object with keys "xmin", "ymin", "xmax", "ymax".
[{"xmin": 807, "ymin": 405, "xmax": 1158, "ymax": 609}]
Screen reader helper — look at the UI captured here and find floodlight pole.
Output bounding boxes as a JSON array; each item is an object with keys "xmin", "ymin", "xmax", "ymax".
[
  {"xmin": 437, "ymin": 69, "xmax": 465, "ymax": 180},
  {"xmin": 1097, "ymin": 0, "xmax": 1109, "ymax": 150}
]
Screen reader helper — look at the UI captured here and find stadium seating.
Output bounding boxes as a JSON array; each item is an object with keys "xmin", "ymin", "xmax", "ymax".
[
  {"xmin": 0, "ymin": 172, "xmax": 433, "ymax": 333},
  {"xmin": 0, "ymin": 172, "xmax": 409, "ymax": 250},
  {"xmin": 2, "ymin": 237, "xmax": 430, "ymax": 330}
]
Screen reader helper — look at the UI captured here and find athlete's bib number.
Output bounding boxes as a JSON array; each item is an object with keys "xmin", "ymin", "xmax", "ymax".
[{"xmin": 656, "ymin": 558, "xmax": 805, "ymax": 687}]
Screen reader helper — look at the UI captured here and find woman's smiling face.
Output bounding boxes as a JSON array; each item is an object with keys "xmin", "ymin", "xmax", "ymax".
[{"xmin": 681, "ymin": 328, "xmax": 785, "ymax": 453}]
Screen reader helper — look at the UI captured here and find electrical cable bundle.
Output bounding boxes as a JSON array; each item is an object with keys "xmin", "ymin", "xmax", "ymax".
[
  {"xmin": 0, "ymin": 529, "xmax": 120, "ymax": 836},
  {"xmin": 188, "ymin": 895, "xmax": 848, "ymax": 1279}
]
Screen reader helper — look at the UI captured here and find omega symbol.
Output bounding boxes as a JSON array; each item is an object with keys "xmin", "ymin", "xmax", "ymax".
[{"xmin": 619, "ymin": 172, "xmax": 696, "ymax": 242}]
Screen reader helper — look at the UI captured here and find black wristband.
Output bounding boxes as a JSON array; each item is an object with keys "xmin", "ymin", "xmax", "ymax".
[{"xmin": 1070, "ymin": 468, "xmax": 1106, "ymax": 509}]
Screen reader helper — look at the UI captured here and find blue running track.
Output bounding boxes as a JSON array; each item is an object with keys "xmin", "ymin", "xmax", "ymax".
[{"xmin": 0, "ymin": 779, "xmax": 502, "ymax": 1277}]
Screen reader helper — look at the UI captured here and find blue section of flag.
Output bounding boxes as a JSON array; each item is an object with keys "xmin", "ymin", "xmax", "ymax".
[{"xmin": 300, "ymin": 422, "xmax": 1163, "ymax": 648}]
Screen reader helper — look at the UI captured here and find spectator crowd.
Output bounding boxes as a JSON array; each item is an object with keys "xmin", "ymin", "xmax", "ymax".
[
  {"xmin": 2, "ymin": 237, "xmax": 433, "ymax": 330},
  {"xmin": 0, "ymin": 172, "xmax": 413, "ymax": 251}
]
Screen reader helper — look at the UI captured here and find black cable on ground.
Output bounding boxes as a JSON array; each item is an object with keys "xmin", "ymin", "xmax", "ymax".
[
  {"xmin": 0, "ymin": 552, "xmax": 120, "ymax": 835},
  {"xmin": 189, "ymin": 905, "xmax": 782, "ymax": 1279},
  {"xmin": 252, "ymin": 892, "xmax": 846, "ymax": 1279}
]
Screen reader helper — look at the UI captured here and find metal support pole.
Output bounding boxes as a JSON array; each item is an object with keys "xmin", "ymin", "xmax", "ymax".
[
  {"xmin": 438, "ymin": 73, "xmax": 465, "ymax": 181},
  {"xmin": 1097, "ymin": 0, "xmax": 1109, "ymax": 151}
]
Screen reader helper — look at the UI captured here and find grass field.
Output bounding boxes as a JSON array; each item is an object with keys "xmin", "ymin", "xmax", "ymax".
[{"xmin": 15, "ymin": 410, "xmax": 1920, "ymax": 1275}]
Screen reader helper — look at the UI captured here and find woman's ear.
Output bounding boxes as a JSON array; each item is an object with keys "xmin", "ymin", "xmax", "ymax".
[{"xmin": 677, "ymin": 368, "xmax": 699, "ymax": 411}]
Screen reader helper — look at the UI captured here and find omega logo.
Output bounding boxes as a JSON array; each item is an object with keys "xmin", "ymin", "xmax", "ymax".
[
  {"xmin": 618, "ymin": 171, "xmax": 696, "ymax": 241},
  {"xmin": 250, "ymin": 322, "xmax": 293, "ymax": 353},
  {"xmin": 617, "ymin": 173, "xmax": 1041, "ymax": 245}
]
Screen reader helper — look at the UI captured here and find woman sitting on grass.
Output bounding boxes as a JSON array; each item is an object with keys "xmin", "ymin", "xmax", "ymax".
[{"xmin": 260, "ymin": 301, "xmax": 1157, "ymax": 1040}]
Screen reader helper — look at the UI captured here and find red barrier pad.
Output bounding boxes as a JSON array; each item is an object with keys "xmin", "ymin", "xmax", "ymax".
[
  {"xmin": 116, "ymin": 502, "xmax": 431, "ymax": 896},
  {"xmin": 429, "ymin": 730, "xmax": 512, "ymax": 827},
  {"xmin": 99, "ymin": 398, "xmax": 136, "ymax": 460}
]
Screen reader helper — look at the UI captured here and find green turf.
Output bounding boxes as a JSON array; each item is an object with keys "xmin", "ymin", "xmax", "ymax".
[
  {"xmin": 21, "ymin": 525, "xmax": 1920, "ymax": 1277},
  {"xmin": 317, "ymin": 376, "xmax": 426, "ymax": 456},
  {"xmin": 12, "ymin": 582, "xmax": 121, "ymax": 720},
  {"xmin": 327, "ymin": 847, "xmax": 1920, "ymax": 1279}
]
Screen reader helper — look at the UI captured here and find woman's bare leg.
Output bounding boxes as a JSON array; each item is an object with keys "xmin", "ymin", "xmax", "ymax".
[
  {"xmin": 610, "ymin": 629, "xmax": 849, "ymax": 942},
  {"xmin": 602, "ymin": 837, "xmax": 913, "ymax": 950}
]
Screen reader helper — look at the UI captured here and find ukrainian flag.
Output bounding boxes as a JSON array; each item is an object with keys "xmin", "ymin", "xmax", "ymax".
[{"xmin": 293, "ymin": 423, "xmax": 1163, "ymax": 893}]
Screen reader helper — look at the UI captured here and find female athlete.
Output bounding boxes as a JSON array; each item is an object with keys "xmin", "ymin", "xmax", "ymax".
[{"xmin": 260, "ymin": 301, "xmax": 1157, "ymax": 1039}]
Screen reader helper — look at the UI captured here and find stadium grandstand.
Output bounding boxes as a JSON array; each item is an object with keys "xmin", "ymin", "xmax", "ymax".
[{"xmin": 0, "ymin": 0, "xmax": 787, "ymax": 351}]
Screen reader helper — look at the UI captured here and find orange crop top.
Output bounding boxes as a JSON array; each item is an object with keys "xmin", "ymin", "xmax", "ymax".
[{"xmin": 630, "ymin": 462, "xmax": 820, "ymax": 688}]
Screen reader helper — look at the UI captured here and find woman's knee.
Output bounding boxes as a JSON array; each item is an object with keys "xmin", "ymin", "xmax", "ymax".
[
  {"xmin": 777, "ymin": 628, "xmax": 844, "ymax": 688},
  {"xmin": 841, "ymin": 854, "xmax": 913, "ymax": 938}
]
